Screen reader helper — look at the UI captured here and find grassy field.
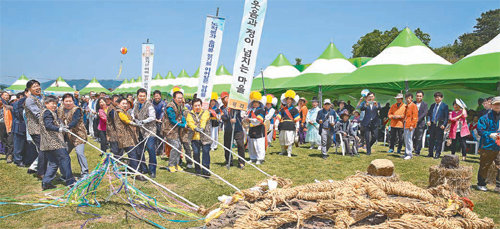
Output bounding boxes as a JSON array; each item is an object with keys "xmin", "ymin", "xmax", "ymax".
[{"xmin": 0, "ymin": 136, "xmax": 498, "ymax": 228}]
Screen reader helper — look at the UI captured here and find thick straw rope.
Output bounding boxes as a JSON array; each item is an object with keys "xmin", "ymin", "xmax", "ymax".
[{"xmin": 207, "ymin": 172, "xmax": 494, "ymax": 229}]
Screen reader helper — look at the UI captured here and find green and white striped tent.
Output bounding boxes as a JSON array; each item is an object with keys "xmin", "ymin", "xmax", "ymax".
[
  {"xmin": 123, "ymin": 78, "xmax": 136, "ymax": 94},
  {"xmin": 80, "ymin": 77, "xmax": 110, "ymax": 94},
  {"xmin": 187, "ymin": 67, "xmax": 200, "ymax": 88},
  {"xmin": 6, "ymin": 74, "xmax": 29, "ymax": 92},
  {"xmin": 161, "ymin": 71, "xmax": 176, "ymax": 93},
  {"xmin": 273, "ymin": 42, "xmax": 356, "ymax": 93},
  {"xmin": 427, "ymin": 33, "xmax": 500, "ymax": 95},
  {"xmin": 175, "ymin": 69, "xmax": 196, "ymax": 95},
  {"xmin": 333, "ymin": 27, "xmax": 451, "ymax": 92},
  {"xmin": 44, "ymin": 76, "xmax": 75, "ymax": 95},
  {"xmin": 212, "ymin": 65, "xmax": 232, "ymax": 94},
  {"xmin": 151, "ymin": 73, "xmax": 164, "ymax": 92},
  {"xmin": 113, "ymin": 79, "xmax": 129, "ymax": 94},
  {"xmin": 252, "ymin": 53, "xmax": 301, "ymax": 91},
  {"xmin": 126, "ymin": 76, "xmax": 142, "ymax": 94}
]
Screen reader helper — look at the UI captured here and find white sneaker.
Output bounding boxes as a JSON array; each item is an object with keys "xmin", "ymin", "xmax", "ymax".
[
  {"xmin": 287, "ymin": 153, "xmax": 291, "ymax": 157},
  {"xmin": 403, "ymin": 156, "xmax": 412, "ymax": 160},
  {"xmin": 187, "ymin": 164, "xmax": 194, "ymax": 169},
  {"xmin": 256, "ymin": 160, "xmax": 261, "ymax": 165},
  {"xmin": 309, "ymin": 146, "xmax": 314, "ymax": 149},
  {"xmin": 317, "ymin": 146, "xmax": 321, "ymax": 150},
  {"xmin": 476, "ymin": 186, "xmax": 488, "ymax": 191}
]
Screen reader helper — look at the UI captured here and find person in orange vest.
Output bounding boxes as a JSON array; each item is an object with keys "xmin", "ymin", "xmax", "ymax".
[
  {"xmin": 403, "ymin": 93, "xmax": 418, "ymax": 160},
  {"xmin": 388, "ymin": 93, "xmax": 406, "ymax": 154},
  {"xmin": 0, "ymin": 95, "xmax": 13, "ymax": 163},
  {"xmin": 298, "ymin": 97, "xmax": 308, "ymax": 146}
]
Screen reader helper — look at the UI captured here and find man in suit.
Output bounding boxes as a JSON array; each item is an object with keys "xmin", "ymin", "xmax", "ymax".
[
  {"xmin": 427, "ymin": 92, "xmax": 449, "ymax": 159},
  {"xmin": 357, "ymin": 92, "xmax": 381, "ymax": 155},
  {"xmin": 413, "ymin": 90, "xmax": 428, "ymax": 156}
]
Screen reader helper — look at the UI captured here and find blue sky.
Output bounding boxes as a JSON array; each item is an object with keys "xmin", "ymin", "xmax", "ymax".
[{"xmin": 0, "ymin": 0, "xmax": 498, "ymax": 85}]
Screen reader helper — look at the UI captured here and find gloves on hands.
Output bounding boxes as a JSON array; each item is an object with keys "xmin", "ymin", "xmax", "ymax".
[
  {"xmin": 490, "ymin": 133, "xmax": 499, "ymax": 140},
  {"xmin": 129, "ymin": 121, "xmax": 138, "ymax": 126},
  {"xmin": 59, "ymin": 127, "xmax": 69, "ymax": 133},
  {"xmin": 195, "ymin": 127, "xmax": 204, "ymax": 133}
]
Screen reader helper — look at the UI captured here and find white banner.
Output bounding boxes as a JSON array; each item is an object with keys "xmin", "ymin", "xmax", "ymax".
[
  {"xmin": 197, "ymin": 16, "xmax": 225, "ymax": 109},
  {"xmin": 228, "ymin": 0, "xmax": 268, "ymax": 110},
  {"xmin": 141, "ymin": 43, "xmax": 154, "ymax": 98}
]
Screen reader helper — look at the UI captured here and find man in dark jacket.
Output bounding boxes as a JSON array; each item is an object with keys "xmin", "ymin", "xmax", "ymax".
[
  {"xmin": 357, "ymin": 92, "xmax": 381, "ymax": 155},
  {"xmin": 413, "ymin": 90, "xmax": 428, "ymax": 156},
  {"xmin": 220, "ymin": 92, "xmax": 245, "ymax": 168},
  {"xmin": 476, "ymin": 96, "xmax": 500, "ymax": 192},
  {"xmin": 12, "ymin": 91, "xmax": 37, "ymax": 167},
  {"xmin": 426, "ymin": 92, "xmax": 449, "ymax": 159},
  {"xmin": 152, "ymin": 90, "xmax": 165, "ymax": 155}
]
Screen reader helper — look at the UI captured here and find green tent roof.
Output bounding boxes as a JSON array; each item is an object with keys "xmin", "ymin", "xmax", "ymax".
[
  {"xmin": 192, "ymin": 68, "xmax": 200, "ymax": 78},
  {"xmin": 252, "ymin": 53, "xmax": 301, "ymax": 91},
  {"xmin": 165, "ymin": 71, "xmax": 175, "ymax": 79},
  {"xmin": 216, "ymin": 65, "xmax": 231, "ymax": 76},
  {"xmin": 80, "ymin": 77, "xmax": 110, "ymax": 94},
  {"xmin": 332, "ymin": 27, "xmax": 450, "ymax": 92},
  {"xmin": 425, "ymin": 34, "xmax": 500, "ymax": 94},
  {"xmin": 154, "ymin": 73, "xmax": 163, "ymax": 80},
  {"xmin": 113, "ymin": 79, "xmax": 129, "ymax": 94},
  {"xmin": 177, "ymin": 69, "xmax": 190, "ymax": 78},
  {"xmin": 45, "ymin": 76, "xmax": 75, "ymax": 94},
  {"xmin": 269, "ymin": 42, "xmax": 355, "ymax": 93},
  {"xmin": 318, "ymin": 42, "xmax": 346, "ymax": 60},
  {"xmin": 270, "ymin": 53, "xmax": 292, "ymax": 67},
  {"xmin": 6, "ymin": 74, "xmax": 29, "ymax": 92},
  {"xmin": 387, "ymin": 27, "xmax": 426, "ymax": 48}
]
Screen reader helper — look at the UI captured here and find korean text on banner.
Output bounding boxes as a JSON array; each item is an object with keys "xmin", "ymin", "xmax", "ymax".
[
  {"xmin": 142, "ymin": 43, "xmax": 155, "ymax": 98},
  {"xmin": 196, "ymin": 16, "xmax": 225, "ymax": 109},
  {"xmin": 228, "ymin": 0, "xmax": 268, "ymax": 110}
]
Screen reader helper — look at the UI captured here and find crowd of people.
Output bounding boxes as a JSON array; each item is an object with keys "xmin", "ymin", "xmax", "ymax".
[{"xmin": 0, "ymin": 80, "xmax": 498, "ymax": 193}]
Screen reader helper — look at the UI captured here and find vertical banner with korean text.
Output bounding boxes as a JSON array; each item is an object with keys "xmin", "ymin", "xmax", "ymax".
[
  {"xmin": 228, "ymin": 0, "xmax": 267, "ymax": 110},
  {"xmin": 196, "ymin": 16, "xmax": 225, "ymax": 109},
  {"xmin": 141, "ymin": 43, "xmax": 154, "ymax": 98}
]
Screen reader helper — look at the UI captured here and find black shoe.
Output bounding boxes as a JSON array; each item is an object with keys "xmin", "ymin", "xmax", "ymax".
[
  {"xmin": 27, "ymin": 169, "xmax": 37, "ymax": 174},
  {"xmin": 366, "ymin": 152, "xmax": 371, "ymax": 155},
  {"xmin": 135, "ymin": 175, "xmax": 146, "ymax": 181},
  {"xmin": 426, "ymin": 154, "xmax": 433, "ymax": 158},
  {"xmin": 322, "ymin": 155, "xmax": 329, "ymax": 160},
  {"xmin": 16, "ymin": 162, "xmax": 26, "ymax": 167},
  {"xmin": 42, "ymin": 183, "xmax": 56, "ymax": 190}
]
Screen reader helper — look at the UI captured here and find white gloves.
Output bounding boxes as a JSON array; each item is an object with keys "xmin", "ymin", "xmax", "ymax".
[{"xmin": 490, "ymin": 133, "xmax": 499, "ymax": 140}]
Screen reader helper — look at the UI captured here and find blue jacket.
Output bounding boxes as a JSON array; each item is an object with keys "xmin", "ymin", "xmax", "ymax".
[
  {"xmin": 477, "ymin": 110, "xmax": 500, "ymax": 151},
  {"xmin": 357, "ymin": 101, "xmax": 381, "ymax": 127},
  {"xmin": 427, "ymin": 102, "xmax": 449, "ymax": 127},
  {"xmin": 12, "ymin": 97, "xmax": 27, "ymax": 135},
  {"xmin": 316, "ymin": 108, "xmax": 338, "ymax": 134},
  {"xmin": 152, "ymin": 99, "xmax": 166, "ymax": 120}
]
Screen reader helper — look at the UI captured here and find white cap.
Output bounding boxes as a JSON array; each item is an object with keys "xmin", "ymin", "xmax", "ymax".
[{"xmin": 323, "ymin": 99, "xmax": 331, "ymax": 105}]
